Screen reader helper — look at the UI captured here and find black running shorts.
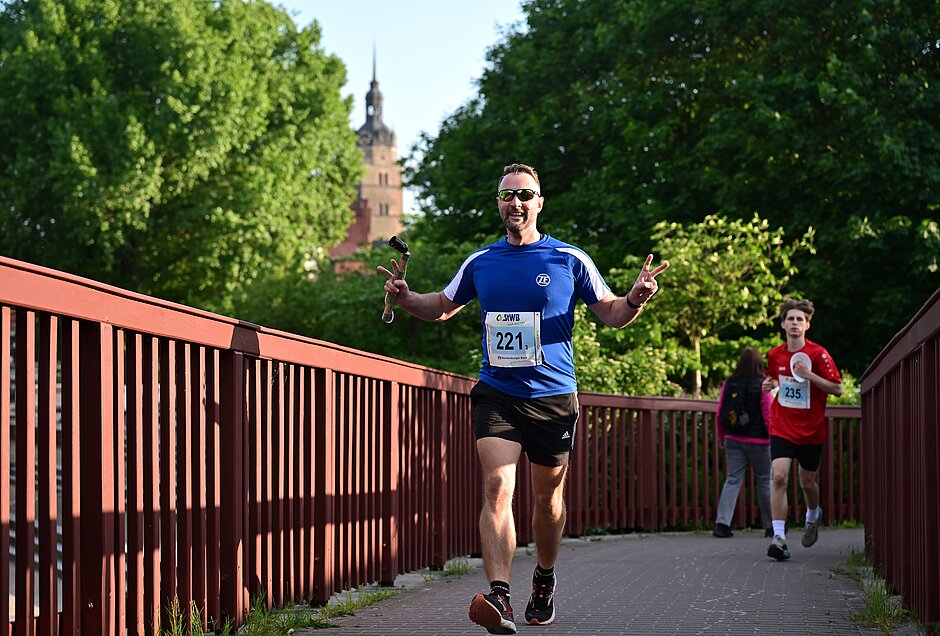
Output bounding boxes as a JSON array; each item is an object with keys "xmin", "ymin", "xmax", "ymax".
[
  {"xmin": 770, "ymin": 435, "xmax": 824, "ymax": 472},
  {"xmin": 470, "ymin": 381, "xmax": 579, "ymax": 467}
]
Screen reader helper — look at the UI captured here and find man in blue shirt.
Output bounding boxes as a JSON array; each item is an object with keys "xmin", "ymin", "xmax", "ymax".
[{"xmin": 379, "ymin": 163, "xmax": 669, "ymax": 634}]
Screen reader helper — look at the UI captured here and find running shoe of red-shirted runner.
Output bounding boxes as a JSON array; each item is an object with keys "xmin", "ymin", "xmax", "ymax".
[
  {"xmin": 469, "ymin": 591, "xmax": 516, "ymax": 634},
  {"xmin": 802, "ymin": 506, "xmax": 822, "ymax": 547},
  {"xmin": 767, "ymin": 535, "xmax": 791, "ymax": 560}
]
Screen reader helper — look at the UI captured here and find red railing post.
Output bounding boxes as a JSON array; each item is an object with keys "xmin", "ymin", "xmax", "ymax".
[
  {"xmin": 78, "ymin": 321, "xmax": 117, "ymax": 635},
  {"xmin": 37, "ymin": 315, "xmax": 58, "ymax": 636},
  {"xmin": 638, "ymin": 409, "xmax": 657, "ymax": 531},
  {"xmin": 380, "ymin": 381, "xmax": 400, "ymax": 585},
  {"xmin": 219, "ymin": 350, "xmax": 246, "ymax": 624},
  {"xmin": 312, "ymin": 368, "xmax": 336, "ymax": 603},
  {"xmin": 59, "ymin": 320, "xmax": 81, "ymax": 636},
  {"xmin": 14, "ymin": 310, "xmax": 36, "ymax": 636},
  {"xmin": 431, "ymin": 390, "xmax": 448, "ymax": 568},
  {"xmin": 0, "ymin": 307, "xmax": 10, "ymax": 633}
]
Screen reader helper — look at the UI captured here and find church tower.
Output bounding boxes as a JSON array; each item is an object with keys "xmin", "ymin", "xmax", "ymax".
[{"xmin": 330, "ymin": 52, "xmax": 403, "ymax": 260}]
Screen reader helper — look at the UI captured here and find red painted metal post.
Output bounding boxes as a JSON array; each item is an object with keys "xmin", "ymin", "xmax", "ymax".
[
  {"xmin": 37, "ymin": 315, "xmax": 58, "ymax": 636},
  {"xmin": 78, "ymin": 321, "xmax": 116, "ymax": 635},
  {"xmin": 190, "ymin": 346, "xmax": 208, "ymax": 623},
  {"xmin": 657, "ymin": 412, "xmax": 668, "ymax": 529},
  {"xmin": 204, "ymin": 348, "xmax": 221, "ymax": 622},
  {"xmin": 434, "ymin": 389, "xmax": 449, "ymax": 569},
  {"xmin": 260, "ymin": 360, "xmax": 274, "ymax": 605},
  {"xmin": 299, "ymin": 367, "xmax": 314, "ymax": 600},
  {"xmin": 284, "ymin": 364, "xmax": 297, "ymax": 603},
  {"xmin": 638, "ymin": 409, "xmax": 656, "ymax": 531},
  {"xmin": 176, "ymin": 343, "xmax": 194, "ymax": 627},
  {"xmin": 246, "ymin": 359, "xmax": 261, "ymax": 600},
  {"xmin": 125, "ymin": 333, "xmax": 146, "ymax": 635},
  {"xmin": 219, "ymin": 350, "xmax": 246, "ymax": 624},
  {"xmin": 312, "ymin": 368, "xmax": 336, "ymax": 603},
  {"xmin": 158, "ymin": 339, "xmax": 178, "ymax": 624},
  {"xmin": 142, "ymin": 336, "xmax": 161, "ymax": 633},
  {"xmin": 381, "ymin": 381, "xmax": 400, "ymax": 585},
  {"xmin": 271, "ymin": 361, "xmax": 284, "ymax": 607},
  {"xmin": 113, "ymin": 328, "xmax": 127, "ymax": 635},
  {"xmin": 15, "ymin": 310, "xmax": 36, "ymax": 636},
  {"xmin": 922, "ymin": 339, "xmax": 939, "ymax": 629},
  {"xmin": 58, "ymin": 321, "xmax": 81, "ymax": 636},
  {"xmin": 0, "ymin": 308, "xmax": 10, "ymax": 633}
]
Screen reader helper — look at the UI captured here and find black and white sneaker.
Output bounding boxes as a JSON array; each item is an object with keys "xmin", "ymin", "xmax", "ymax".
[
  {"xmin": 767, "ymin": 535, "xmax": 791, "ymax": 561},
  {"xmin": 524, "ymin": 571, "xmax": 556, "ymax": 625},
  {"xmin": 469, "ymin": 592, "xmax": 516, "ymax": 634}
]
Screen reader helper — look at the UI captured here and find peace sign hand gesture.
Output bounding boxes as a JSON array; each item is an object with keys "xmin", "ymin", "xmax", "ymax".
[{"xmin": 627, "ymin": 254, "xmax": 670, "ymax": 308}]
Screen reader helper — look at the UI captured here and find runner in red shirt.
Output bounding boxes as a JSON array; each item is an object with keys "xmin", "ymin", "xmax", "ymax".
[{"xmin": 761, "ymin": 298, "xmax": 842, "ymax": 560}]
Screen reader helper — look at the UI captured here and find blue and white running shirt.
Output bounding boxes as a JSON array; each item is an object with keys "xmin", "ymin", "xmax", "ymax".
[{"xmin": 443, "ymin": 234, "xmax": 610, "ymax": 398}]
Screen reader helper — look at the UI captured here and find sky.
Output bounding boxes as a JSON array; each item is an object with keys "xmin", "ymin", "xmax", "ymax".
[{"xmin": 276, "ymin": 1, "xmax": 528, "ymax": 214}]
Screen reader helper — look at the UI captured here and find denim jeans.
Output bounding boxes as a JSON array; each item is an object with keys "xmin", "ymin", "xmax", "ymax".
[{"xmin": 715, "ymin": 438, "xmax": 772, "ymax": 529}]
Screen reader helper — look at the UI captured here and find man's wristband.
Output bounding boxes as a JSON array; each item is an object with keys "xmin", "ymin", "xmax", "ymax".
[{"xmin": 626, "ymin": 296, "xmax": 643, "ymax": 310}]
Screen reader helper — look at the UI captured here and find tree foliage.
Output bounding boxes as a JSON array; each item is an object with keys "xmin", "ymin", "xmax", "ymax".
[
  {"xmin": 0, "ymin": 0, "xmax": 362, "ymax": 315},
  {"xmin": 571, "ymin": 303, "xmax": 681, "ymax": 396},
  {"xmin": 610, "ymin": 214, "xmax": 814, "ymax": 395},
  {"xmin": 406, "ymin": 0, "xmax": 940, "ymax": 376}
]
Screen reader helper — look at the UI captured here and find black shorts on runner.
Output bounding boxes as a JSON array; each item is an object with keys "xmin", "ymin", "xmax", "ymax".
[
  {"xmin": 770, "ymin": 435, "xmax": 824, "ymax": 472},
  {"xmin": 470, "ymin": 381, "xmax": 579, "ymax": 467}
]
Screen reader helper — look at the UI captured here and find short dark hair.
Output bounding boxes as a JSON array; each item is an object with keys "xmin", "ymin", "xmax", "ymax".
[
  {"xmin": 499, "ymin": 163, "xmax": 540, "ymax": 190},
  {"xmin": 779, "ymin": 297, "xmax": 815, "ymax": 323}
]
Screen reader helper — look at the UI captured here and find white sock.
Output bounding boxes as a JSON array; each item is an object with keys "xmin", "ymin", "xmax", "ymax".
[
  {"xmin": 772, "ymin": 520, "xmax": 786, "ymax": 540},
  {"xmin": 806, "ymin": 507, "xmax": 821, "ymax": 523}
]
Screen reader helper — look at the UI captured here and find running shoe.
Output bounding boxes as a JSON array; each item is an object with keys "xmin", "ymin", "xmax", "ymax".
[
  {"xmin": 524, "ymin": 571, "xmax": 556, "ymax": 625},
  {"xmin": 469, "ymin": 592, "xmax": 516, "ymax": 634},
  {"xmin": 767, "ymin": 535, "xmax": 791, "ymax": 561},
  {"xmin": 802, "ymin": 507, "xmax": 822, "ymax": 548}
]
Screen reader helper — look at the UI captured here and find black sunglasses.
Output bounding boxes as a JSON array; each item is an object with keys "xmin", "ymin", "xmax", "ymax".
[{"xmin": 497, "ymin": 188, "xmax": 540, "ymax": 202}]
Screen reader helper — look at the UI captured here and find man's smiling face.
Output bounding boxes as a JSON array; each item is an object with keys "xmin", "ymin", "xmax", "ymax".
[{"xmin": 496, "ymin": 172, "xmax": 543, "ymax": 235}]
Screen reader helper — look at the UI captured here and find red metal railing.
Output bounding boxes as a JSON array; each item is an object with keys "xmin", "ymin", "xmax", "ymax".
[
  {"xmin": 565, "ymin": 394, "xmax": 861, "ymax": 535},
  {"xmin": 861, "ymin": 286, "xmax": 940, "ymax": 633},
  {"xmin": 1, "ymin": 256, "xmax": 862, "ymax": 635}
]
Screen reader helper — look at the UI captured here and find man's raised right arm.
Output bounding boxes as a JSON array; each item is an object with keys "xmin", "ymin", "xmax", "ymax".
[{"xmin": 379, "ymin": 261, "xmax": 464, "ymax": 322}]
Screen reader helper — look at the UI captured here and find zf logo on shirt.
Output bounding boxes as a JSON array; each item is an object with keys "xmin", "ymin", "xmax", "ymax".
[{"xmin": 535, "ymin": 273, "xmax": 550, "ymax": 287}]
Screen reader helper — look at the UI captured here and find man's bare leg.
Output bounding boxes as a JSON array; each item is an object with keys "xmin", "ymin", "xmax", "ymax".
[{"xmin": 476, "ymin": 437, "xmax": 523, "ymax": 585}]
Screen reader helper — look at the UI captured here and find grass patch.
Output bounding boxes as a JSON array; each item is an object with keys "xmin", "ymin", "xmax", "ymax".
[
  {"xmin": 158, "ymin": 585, "xmax": 399, "ymax": 635},
  {"xmin": 833, "ymin": 547, "xmax": 915, "ymax": 634},
  {"xmin": 236, "ymin": 594, "xmax": 342, "ymax": 633},
  {"xmin": 423, "ymin": 556, "xmax": 472, "ymax": 582},
  {"xmin": 443, "ymin": 556, "xmax": 471, "ymax": 577},
  {"xmin": 160, "ymin": 598, "xmax": 219, "ymax": 636},
  {"xmin": 318, "ymin": 588, "xmax": 399, "ymax": 620}
]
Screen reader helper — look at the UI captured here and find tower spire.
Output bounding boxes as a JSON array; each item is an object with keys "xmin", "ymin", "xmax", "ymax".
[{"xmin": 365, "ymin": 42, "xmax": 383, "ymax": 124}]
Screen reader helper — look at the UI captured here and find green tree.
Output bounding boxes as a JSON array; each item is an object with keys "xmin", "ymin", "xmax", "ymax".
[
  {"xmin": 406, "ymin": 0, "xmax": 940, "ymax": 377},
  {"xmin": 0, "ymin": 0, "xmax": 362, "ymax": 316},
  {"xmin": 572, "ymin": 303, "xmax": 681, "ymax": 396},
  {"xmin": 608, "ymin": 214, "xmax": 814, "ymax": 396}
]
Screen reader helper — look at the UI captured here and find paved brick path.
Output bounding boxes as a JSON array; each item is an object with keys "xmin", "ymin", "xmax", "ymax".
[{"xmin": 296, "ymin": 527, "xmax": 921, "ymax": 635}]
